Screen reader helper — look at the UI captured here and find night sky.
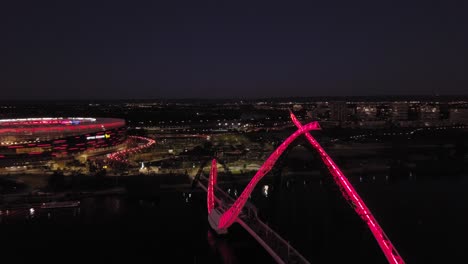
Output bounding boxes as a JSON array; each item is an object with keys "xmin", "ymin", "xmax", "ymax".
[{"xmin": 1, "ymin": 0, "xmax": 467, "ymax": 99}]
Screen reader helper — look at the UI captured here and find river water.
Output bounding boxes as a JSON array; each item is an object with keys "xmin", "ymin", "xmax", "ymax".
[
  {"xmin": 0, "ymin": 190, "xmax": 275, "ymax": 263},
  {"xmin": 1, "ymin": 150, "xmax": 466, "ymax": 263},
  {"xmin": 244, "ymin": 142, "xmax": 468, "ymax": 264}
]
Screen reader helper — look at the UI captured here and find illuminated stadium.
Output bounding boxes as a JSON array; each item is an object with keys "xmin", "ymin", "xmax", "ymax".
[{"xmin": 0, "ymin": 117, "xmax": 126, "ymax": 161}]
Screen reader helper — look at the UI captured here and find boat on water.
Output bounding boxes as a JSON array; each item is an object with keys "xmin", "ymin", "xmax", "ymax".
[{"xmin": 39, "ymin": 201, "xmax": 80, "ymax": 209}]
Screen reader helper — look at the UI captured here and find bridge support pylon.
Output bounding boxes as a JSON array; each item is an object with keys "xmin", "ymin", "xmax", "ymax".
[{"xmin": 208, "ymin": 208, "xmax": 228, "ymax": 235}]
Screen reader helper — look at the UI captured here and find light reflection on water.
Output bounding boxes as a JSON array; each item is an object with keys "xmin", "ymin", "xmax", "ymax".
[
  {"xmin": 1, "ymin": 154, "xmax": 466, "ymax": 264},
  {"xmin": 0, "ymin": 192, "xmax": 273, "ymax": 264},
  {"xmin": 246, "ymin": 168, "xmax": 468, "ymax": 264}
]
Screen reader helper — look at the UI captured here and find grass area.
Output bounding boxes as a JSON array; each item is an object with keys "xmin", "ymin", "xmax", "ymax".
[{"xmin": 212, "ymin": 133, "xmax": 251, "ymax": 145}]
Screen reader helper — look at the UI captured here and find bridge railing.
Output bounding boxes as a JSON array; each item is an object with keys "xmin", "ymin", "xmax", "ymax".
[
  {"xmin": 239, "ymin": 204, "xmax": 310, "ymax": 264},
  {"xmin": 200, "ymin": 175, "xmax": 309, "ymax": 264}
]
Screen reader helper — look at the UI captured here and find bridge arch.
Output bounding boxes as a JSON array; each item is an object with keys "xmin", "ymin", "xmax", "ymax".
[
  {"xmin": 207, "ymin": 113, "xmax": 404, "ymax": 264},
  {"xmin": 191, "ymin": 156, "xmax": 238, "ymax": 214},
  {"xmin": 215, "ymin": 121, "xmax": 321, "ymax": 229}
]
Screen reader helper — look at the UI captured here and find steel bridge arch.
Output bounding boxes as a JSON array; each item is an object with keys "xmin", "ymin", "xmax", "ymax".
[
  {"xmin": 214, "ymin": 121, "xmax": 321, "ymax": 229},
  {"xmin": 207, "ymin": 114, "xmax": 405, "ymax": 264}
]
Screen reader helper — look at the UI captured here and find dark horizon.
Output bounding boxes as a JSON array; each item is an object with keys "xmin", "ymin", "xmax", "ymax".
[{"xmin": 1, "ymin": 93, "xmax": 468, "ymax": 104}]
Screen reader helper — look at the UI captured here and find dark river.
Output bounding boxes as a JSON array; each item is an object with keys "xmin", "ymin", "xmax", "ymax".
[
  {"xmin": 1, "ymin": 141, "xmax": 467, "ymax": 263},
  {"xmin": 250, "ymin": 170, "xmax": 468, "ymax": 263},
  {"xmin": 0, "ymin": 190, "xmax": 273, "ymax": 263}
]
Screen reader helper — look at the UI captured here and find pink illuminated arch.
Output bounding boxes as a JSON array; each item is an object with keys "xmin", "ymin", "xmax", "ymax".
[
  {"xmin": 216, "ymin": 121, "xmax": 321, "ymax": 228},
  {"xmin": 289, "ymin": 112, "xmax": 404, "ymax": 264},
  {"xmin": 207, "ymin": 159, "xmax": 217, "ymax": 214},
  {"xmin": 208, "ymin": 114, "xmax": 404, "ymax": 264}
]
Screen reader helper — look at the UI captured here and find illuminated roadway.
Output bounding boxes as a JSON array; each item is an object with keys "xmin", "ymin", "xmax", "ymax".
[{"xmin": 107, "ymin": 136, "xmax": 156, "ymax": 164}]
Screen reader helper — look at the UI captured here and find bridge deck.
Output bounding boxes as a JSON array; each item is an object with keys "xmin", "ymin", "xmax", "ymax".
[{"xmin": 199, "ymin": 176, "xmax": 310, "ymax": 264}]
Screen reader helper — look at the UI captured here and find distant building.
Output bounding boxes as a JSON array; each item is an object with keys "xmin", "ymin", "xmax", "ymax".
[
  {"xmin": 450, "ymin": 108, "xmax": 468, "ymax": 123},
  {"xmin": 376, "ymin": 103, "xmax": 392, "ymax": 121},
  {"xmin": 420, "ymin": 105, "xmax": 440, "ymax": 121},
  {"xmin": 306, "ymin": 110, "xmax": 317, "ymax": 120},
  {"xmin": 391, "ymin": 102, "xmax": 408, "ymax": 121},
  {"xmin": 356, "ymin": 104, "xmax": 378, "ymax": 121},
  {"xmin": 292, "ymin": 104, "xmax": 303, "ymax": 111},
  {"xmin": 438, "ymin": 103, "xmax": 450, "ymax": 120},
  {"xmin": 0, "ymin": 117, "xmax": 126, "ymax": 164},
  {"xmin": 329, "ymin": 101, "xmax": 348, "ymax": 122}
]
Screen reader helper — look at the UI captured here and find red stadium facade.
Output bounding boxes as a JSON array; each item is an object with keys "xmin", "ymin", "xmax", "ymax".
[{"xmin": 0, "ymin": 118, "xmax": 126, "ymax": 162}]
